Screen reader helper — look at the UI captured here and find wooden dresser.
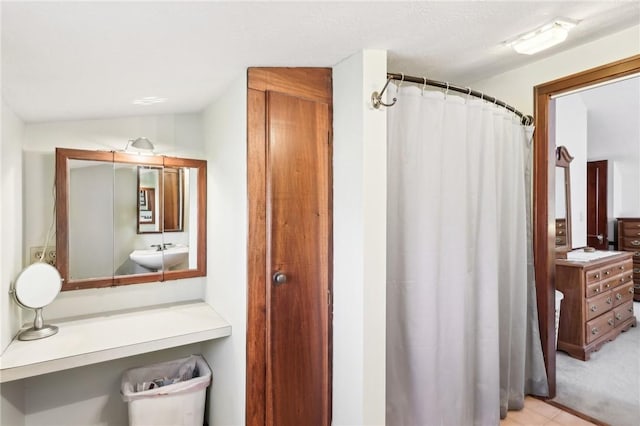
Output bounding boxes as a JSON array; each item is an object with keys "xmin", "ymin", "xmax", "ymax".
[
  {"xmin": 617, "ymin": 217, "xmax": 640, "ymax": 302},
  {"xmin": 556, "ymin": 252, "xmax": 635, "ymax": 360}
]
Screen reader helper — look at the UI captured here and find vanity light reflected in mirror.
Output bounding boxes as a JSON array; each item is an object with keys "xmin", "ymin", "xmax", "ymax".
[
  {"xmin": 12, "ymin": 263, "xmax": 62, "ymax": 340},
  {"xmin": 56, "ymin": 148, "xmax": 206, "ymax": 291}
]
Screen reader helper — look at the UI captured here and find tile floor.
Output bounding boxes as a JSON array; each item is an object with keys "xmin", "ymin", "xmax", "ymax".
[{"xmin": 500, "ymin": 396, "xmax": 597, "ymax": 426}]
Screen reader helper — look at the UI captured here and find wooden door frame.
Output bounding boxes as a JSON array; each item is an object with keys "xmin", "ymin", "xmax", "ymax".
[
  {"xmin": 246, "ymin": 67, "xmax": 333, "ymax": 425},
  {"xmin": 587, "ymin": 160, "xmax": 609, "ymax": 250},
  {"xmin": 533, "ymin": 54, "xmax": 640, "ymax": 397}
]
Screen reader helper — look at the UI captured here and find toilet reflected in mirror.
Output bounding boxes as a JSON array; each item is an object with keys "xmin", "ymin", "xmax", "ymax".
[{"xmin": 12, "ymin": 262, "xmax": 62, "ymax": 341}]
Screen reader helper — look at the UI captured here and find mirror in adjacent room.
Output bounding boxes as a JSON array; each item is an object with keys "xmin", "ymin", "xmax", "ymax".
[
  {"xmin": 555, "ymin": 145, "xmax": 573, "ymax": 257},
  {"xmin": 56, "ymin": 148, "xmax": 206, "ymax": 291}
]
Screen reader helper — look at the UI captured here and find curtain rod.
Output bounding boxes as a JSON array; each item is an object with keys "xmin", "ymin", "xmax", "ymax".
[{"xmin": 372, "ymin": 73, "xmax": 533, "ymax": 125}]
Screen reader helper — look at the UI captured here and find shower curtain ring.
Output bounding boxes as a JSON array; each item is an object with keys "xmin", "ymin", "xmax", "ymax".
[
  {"xmin": 445, "ymin": 82, "xmax": 449, "ymax": 99},
  {"xmin": 422, "ymin": 77, "xmax": 427, "ymax": 96},
  {"xmin": 396, "ymin": 73, "xmax": 405, "ymax": 93}
]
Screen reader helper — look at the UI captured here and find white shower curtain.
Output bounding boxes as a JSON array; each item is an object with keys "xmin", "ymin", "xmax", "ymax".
[{"xmin": 386, "ymin": 86, "xmax": 548, "ymax": 425}]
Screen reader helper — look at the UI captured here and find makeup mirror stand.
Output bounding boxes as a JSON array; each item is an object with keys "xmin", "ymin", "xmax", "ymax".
[
  {"xmin": 16, "ymin": 308, "xmax": 58, "ymax": 341},
  {"xmin": 11, "ymin": 262, "xmax": 62, "ymax": 341}
]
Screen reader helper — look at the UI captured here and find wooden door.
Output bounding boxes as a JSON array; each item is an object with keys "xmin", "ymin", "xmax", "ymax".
[
  {"xmin": 247, "ymin": 68, "xmax": 332, "ymax": 426},
  {"xmin": 587, "ymin": 160, "xmax": 608, "ymax": 249}
]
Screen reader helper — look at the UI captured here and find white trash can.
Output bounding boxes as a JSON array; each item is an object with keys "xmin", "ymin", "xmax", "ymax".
[
  {"xmin": 555, "ymin": 290, "xmax": 564, "ymax": 348},
  {"xmin": 121, "ymin": 355, "xmax": 211, "ymax": 426}
]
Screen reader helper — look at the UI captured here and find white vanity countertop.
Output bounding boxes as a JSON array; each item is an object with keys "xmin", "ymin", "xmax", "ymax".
[{"xmin": 0, "ymin": 301, "xmax": 231, "ymax": 383}]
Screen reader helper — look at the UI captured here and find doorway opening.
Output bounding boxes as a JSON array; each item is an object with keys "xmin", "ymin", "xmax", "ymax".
[{"xmin": 533, "ymin": 55, "xmax": 640, "ymax": 424}]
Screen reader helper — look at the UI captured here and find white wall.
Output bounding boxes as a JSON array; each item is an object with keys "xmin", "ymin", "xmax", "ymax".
[
  {"xmin": 584, "ymin": 80, "xmax": 640, "ymax": 238},
  {"xmin": 470, "ymin": 25, "xmax": 640, "ymax": 115},
  {"xmin": 333, "ymin": 49, "xmax": 387, "ymax": 425},
  {"xmin": 556, "ymin": 95, "xmax": 588, "ymax": 248},
  {"xmin": 1, "ymin": 100, "xmax": 26, "ymax": 426},
  {"xmin": 200, "ymin": 73, "xmax": 248, "ymax": 426}
]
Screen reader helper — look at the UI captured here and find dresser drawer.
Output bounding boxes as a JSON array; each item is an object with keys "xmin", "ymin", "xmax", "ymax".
[
  {"xmin": 621, "ymin": 220, "xmax": 640, "ymax": 231},
  {"xmin": 586, "ymin": 291, "xmax": 613, "ymax": 321},
  {"xmin": 586, "ymin": 268, "xmax": 604, "ymax": 284},
  {"xmin": 613, "ymin": 301, "xmax": 634, "ymax": 326},
  {"xmin": 587, "ymin": 281, "xmax": 604, "ymax": 296},
  {"xmin": 621, "ymin": 227, "xmax": 640, "ymax": 238},
  {"xmin": 609, "ymin": 272, "xmax": 634, "ymax": 290},
  {"xmin": 586, "ymin": 312, "xmax": 615, "ymax": 344},
  {"xmin": 612, "ymin": 282, "xmax": 634, "ymax": 307},
  {"xmin": 621, "ymin": 237, "xmax": 640, "ymax": 251}
]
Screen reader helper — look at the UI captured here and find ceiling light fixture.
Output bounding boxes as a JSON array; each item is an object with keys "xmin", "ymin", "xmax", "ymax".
[
  {"xmin": 132, "ymin": 96, "xmax": 168, "ymax": 106},
  {"xmin": 507, "ymin": 18, "xmax": 578, "ymax": 55}
]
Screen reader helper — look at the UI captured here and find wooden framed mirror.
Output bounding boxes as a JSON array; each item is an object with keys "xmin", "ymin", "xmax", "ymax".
[
  {"xmin": 555, "ymin": 146, "xmax": 573, "ymax": 257},
  {"xmin": 56, "ymin": 148, "xmax": 206, "ymax": 291}
]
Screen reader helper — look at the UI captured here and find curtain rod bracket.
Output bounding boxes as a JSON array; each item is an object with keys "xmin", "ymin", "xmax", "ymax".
[{"xmin": 371, "ymin": 77, "xmax": 397, "ymax": 109}]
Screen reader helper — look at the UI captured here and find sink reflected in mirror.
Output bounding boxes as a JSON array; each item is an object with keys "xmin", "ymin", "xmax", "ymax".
[{"xmin": 129, "ymin": 245, "xmax": 189, "ymax": 271}]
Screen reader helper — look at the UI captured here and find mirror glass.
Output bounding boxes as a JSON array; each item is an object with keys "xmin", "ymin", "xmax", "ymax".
[
  {"xmin": 137, "ymin": 166, "xmax": 163, "ymax": 233},
  {"xmin": 555, "ymin": 146, "xmax": 573, "ymax": 252},
  {"xmin": 137, "ymin": 166, "xmax": 185, "ymax": 233},
  {"xmin": 56, "ymin": 148, "xmax": 206, "ymax": 291},
  {"xmin": 14, "ymin": 263, "xmax": 62, "ymax": 309}
]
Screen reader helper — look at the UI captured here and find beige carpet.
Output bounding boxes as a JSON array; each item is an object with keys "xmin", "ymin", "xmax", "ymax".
[{"xmin": 553, "ymin": 301, "xmax": 640, "ymax": 426}]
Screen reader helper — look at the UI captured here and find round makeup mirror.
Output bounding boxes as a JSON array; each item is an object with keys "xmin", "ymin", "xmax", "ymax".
[{"xmin": 12, "ymin": 262, "xmax": 62, "ymax": 341}]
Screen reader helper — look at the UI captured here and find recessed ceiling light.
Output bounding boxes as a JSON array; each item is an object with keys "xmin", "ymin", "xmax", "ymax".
[
  {"xmin": 132, "ymin": 96, "xmax": 168, "ymax": 106},
  {"xmin": 506, "ymin": 18, "xmax": 578, "ymax": 55}
]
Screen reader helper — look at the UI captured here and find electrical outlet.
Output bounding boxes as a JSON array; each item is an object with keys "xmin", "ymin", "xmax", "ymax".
[{"xmin": 30, "ymin": 246, "xmax": 56, "ymax": 267}]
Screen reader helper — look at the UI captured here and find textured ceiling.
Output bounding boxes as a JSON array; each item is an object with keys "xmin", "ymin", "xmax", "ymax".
[{"xmin": 2, "ymin": 1, "xmax": 639, "ymax": 122}]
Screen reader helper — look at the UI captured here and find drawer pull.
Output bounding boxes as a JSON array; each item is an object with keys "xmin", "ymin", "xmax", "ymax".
[
  {"xmin": 591, "ymin": 305, "xmax": 598, "ymax": 312},
  {"xmin": 608, "ymin": 318, "xmax": 614, "ymax": 326},
  {"xmin": 592, "ymin": 327, "xmax": 599, "ymax": 335},
  {"xmin": 619, "ymin": 266, "xmax": 625, "ymax": 271},
  {"xmin": 616, "ymin": 313, "xmax": 622, "ymax": 320},
  {"xmin": 558, "ymin": 230, "xmax": 564, "ymax": 235},
  {"xmin": 594, "ymin": 273, "xmax": 600, "ymax": 279},
  {"xmin": 629, "ymin": 307, "xmax": 635, "ymax": 313},
  {"xmin": 604, "ymin": 271, "xmax": 610, "ymax": 276},
  {"xmin": 606, "ymin": 297, "xmax": 612, "ymax": 304},
  {"xmin": 604, "ymin": 283, "xmax": 610, "ymax": 289},
  {"xmin": 616, "ymin": 293, "xmax": 622, "ymax": 300},
  {"xmin": 556, "ymin": 237, "xmax": 562, "ymax": 244},
  {"xmin": 629, "ymin": 287, "xmax": 634, "ymax": 294},
  {"xmin": 620, "ymin": 278, "xmax": 625, "ymax": 282},
  {"xmin": 631, "ymin": 240, "xmax": 640, "ymax": 246},
  {"xmin": 594, "ymin": 287, "xmax": 600, "ymax": 293}
]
